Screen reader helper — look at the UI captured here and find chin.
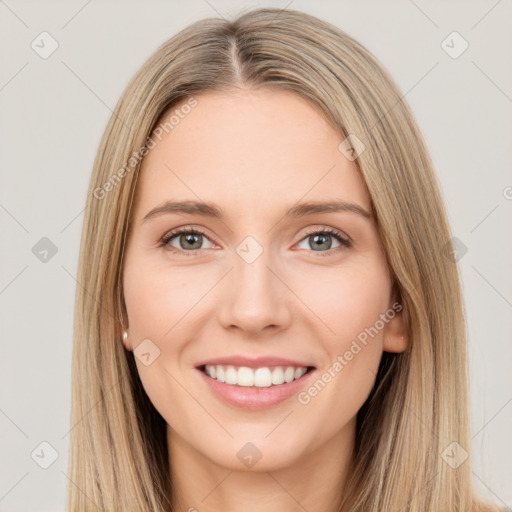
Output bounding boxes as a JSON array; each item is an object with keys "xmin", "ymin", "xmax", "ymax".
[{"xmin": 195, "ymin": 433, "xmax": 311, "ymax": 472}]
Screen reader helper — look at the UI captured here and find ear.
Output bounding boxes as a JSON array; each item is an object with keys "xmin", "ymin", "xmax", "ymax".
[
  {"xmin": 383, "ymin": 284, "xmax": 408, "ymax": 353},
  {"xmin": 122, "ymin": 328, "xmax": 133, "ymax": 352}
]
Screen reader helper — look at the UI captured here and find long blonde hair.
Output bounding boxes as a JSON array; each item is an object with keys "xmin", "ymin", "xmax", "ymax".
[{"xmin": 67, "ymin": 7, "xmax": 500, "ymax": 511}]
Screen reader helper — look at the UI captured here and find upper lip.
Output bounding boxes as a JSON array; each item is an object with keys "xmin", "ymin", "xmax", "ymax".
[{"xmin": 195, "ymin": 356, "xmax": 315, "ymax": 369}]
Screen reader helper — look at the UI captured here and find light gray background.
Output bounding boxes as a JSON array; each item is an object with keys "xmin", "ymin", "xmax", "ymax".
[{"xmin": 0, "ymin": 1, "xmax": 511, "ymax": 510}]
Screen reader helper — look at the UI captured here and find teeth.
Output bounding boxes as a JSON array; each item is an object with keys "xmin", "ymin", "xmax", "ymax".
[
  {"xmin": 254, "ymin": 368, "xmax": 272, "ymax": 387},
  {"xmin": 294, "ymin": 367, "xmax": 307, "ymax": 379},
  {"xmin": 284, "ymin": 367, "xmax": 295, "ymax": 383},
  {"xmin": 271, "ymin": 367, "xmax": 285, "ymax": 385},
  {"xmin": 225, "ymin": 365, "xmax": 237, "ymax": 385},
  {"xmin": 204, "ymin": 364, "xmax": 309, "ymax": 387},
  {"xmin": 238, "ymin": 366, "xmax": 254, "ymax": 386}
]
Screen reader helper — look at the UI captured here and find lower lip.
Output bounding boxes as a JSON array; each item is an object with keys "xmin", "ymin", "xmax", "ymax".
[{"xmin": 197, "ymin": 368, "xmax": 315, "ymax": 410}]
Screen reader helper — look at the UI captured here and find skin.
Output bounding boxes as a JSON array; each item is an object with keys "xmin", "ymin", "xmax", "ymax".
[{"xmin": 122, "ymin": 86, "xmax": 408, "ymax": 512}]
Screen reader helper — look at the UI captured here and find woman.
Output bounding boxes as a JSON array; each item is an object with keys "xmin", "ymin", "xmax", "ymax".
[{"xmin": 67, "ymin": 7, "xmax": 502, "ymax": 511}]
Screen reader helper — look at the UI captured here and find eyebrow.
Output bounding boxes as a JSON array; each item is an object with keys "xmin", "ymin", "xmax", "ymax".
[{"xmin": 142, "ymin": 199, "xmax": 372, "ymax": 223}]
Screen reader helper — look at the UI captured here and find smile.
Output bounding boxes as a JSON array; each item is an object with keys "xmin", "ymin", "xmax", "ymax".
[
  {"xmin": 202, "ymin": 364, "xmax": 310, "ymax": 387},
  {"xmin": 197, "ymin": 363, "xmax": 316, "ymax": 410}
]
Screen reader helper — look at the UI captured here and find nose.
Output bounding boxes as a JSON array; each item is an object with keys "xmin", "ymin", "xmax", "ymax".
[{"xmin": 216, "ymin": 249, "xmax": 292, "ymax": 337}]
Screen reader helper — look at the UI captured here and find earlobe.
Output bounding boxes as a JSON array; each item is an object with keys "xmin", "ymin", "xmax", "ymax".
[
  {"xmin": 383, "ymin": 332, "xmax": 408, "ymax": 353},
  {"xmin": 382, "ymin": 308, "xmax": 408, "ymax": 353},
  {"xmin": 383, "ymin": 286, "xmax": 408, "ymax": 353},
  {"xmin": 122, "ymin": 330, "xmax": 133, "ymax": 351}
]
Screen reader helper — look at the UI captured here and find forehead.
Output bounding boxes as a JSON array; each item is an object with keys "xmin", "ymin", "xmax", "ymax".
[{"xmin": 134, "ymin": 87, "xmax": 371, "ymax": 220}]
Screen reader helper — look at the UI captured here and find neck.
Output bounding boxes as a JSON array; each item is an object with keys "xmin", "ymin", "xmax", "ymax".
[{"xmin": 167, "ymin": 418, "xmax": 356, "ymax": 512}]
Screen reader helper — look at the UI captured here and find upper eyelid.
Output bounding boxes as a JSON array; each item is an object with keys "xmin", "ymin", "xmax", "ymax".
[{"xmin": 302, "ymin": 226, "xmax": 351, "ymax": 242}]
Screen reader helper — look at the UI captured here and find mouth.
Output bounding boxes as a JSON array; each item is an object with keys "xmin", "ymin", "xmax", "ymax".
[
  {"xmin": 195, "ymin": 362, "xmax": 317, "ymax": 410},
  {"xmin": 198, "ymin": 364, "xmax": 315, "ymax": 388}
]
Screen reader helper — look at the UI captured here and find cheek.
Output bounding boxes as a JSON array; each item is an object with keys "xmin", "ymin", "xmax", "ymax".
[
  {"xmin": 122, "ymin": 254, "xmax": 217, "ymax": 401},
  {"xmin": 295, "ymin": 275, "xmax": 389, "ymax": 443},
  {"xmin": 122, "ymin": 258, "xmax": 204, "ymax": 425},
  {"xmin": 123, "ymin": 255, "xmax": 209, "ymax": 340},
  {"xmin": 294, "ymin": 261, "xmax": 390, "ymax": 407},
  {"xmin": 298, "ymin": 259, "xmax": 391, "ymax": 346}
]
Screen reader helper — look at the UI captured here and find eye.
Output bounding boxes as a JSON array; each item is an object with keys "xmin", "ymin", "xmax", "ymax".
[
  {"xmin": 296, "ymin": 227, "xmax": 352, "ymax": 255},
  {"xmin": 160, "ymin": 228, "xmax": 215, "ymax": 255},
  {"xmin": 159, "ymin": 226, "xmax": 352, "ymax": 257}
]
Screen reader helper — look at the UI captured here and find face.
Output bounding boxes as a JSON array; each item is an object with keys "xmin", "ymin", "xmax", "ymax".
[{"xmin": 122, "ymin": 87, "xmax": 407, "ymax": 472}]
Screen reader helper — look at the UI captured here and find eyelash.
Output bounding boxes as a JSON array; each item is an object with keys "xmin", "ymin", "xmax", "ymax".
[
  {"xmin": 159, "ymin": 226, "xmax": 352, "ymax": 258},
  {"xmin": 300, "ymin": 227, "xmax": 352, "ymax": 255}
]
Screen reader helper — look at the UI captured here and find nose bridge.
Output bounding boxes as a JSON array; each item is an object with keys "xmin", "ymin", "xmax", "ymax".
[{"xmin": 217, "ymin": 236, "xmax": 291, "ymax": 332}]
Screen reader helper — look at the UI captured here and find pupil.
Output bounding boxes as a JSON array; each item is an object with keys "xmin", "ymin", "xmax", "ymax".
[{"xmin": 183, "ymin": 233, "xmax": 201, "ymax": 249}]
